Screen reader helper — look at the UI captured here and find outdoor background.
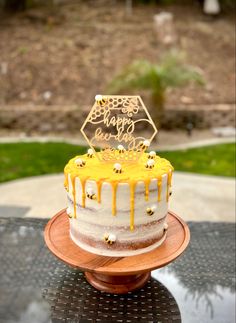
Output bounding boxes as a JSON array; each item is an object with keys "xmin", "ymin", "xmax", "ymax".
[
  {"xmin": 0, "ymin": 3, "xmax": 235, "ymax": 323},
  {"xmin": 0, "ymin": 0, "xmax": 235, "ymax": 221}
]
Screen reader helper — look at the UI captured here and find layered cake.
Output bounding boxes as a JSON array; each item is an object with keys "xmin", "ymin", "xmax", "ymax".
[{"xmin": 64, "ymin": 95, "xmax": 173, "ymax": 257}]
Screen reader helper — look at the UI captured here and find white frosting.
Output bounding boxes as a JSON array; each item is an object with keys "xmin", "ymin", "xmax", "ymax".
[
  {"xmin": 86, "ymin": 187, "xmax": 94, "ymax": 196},
  {"xmin": 67, "ymin": 174, "xmax": 169, "ymax": 256},
  {"xmin": 67, "ymin": 176, "xmax": 167, "ymax": 224},
  {"xmin": 70, "ymin": 230, "xmax": 167, "ymax": 257}
]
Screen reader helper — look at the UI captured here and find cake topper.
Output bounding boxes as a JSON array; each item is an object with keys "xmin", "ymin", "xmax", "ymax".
[{"xmin": 81, "ymin": 95, "xmax": 157, "ymax": 162}]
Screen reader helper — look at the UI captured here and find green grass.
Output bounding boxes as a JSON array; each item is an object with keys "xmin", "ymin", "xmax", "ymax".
[
  {"xmin": 0, "ymin": 142, "xmax": 235, "ymax": 183},
  {"xmin": 159, "ymin": 143, "xmax": 235, "ymax": 177},
  {"xmin": 0, "ymin": 142, "xmax": 86, "ymax": 183}
]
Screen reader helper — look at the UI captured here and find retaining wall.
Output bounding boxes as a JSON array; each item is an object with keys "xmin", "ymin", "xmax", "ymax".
[{"xmin": 0, "ymin": 104, "xmax": 235, "ymax": 134}]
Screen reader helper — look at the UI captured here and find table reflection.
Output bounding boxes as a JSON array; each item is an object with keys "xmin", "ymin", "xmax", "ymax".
[
  {"xmin": 42, "ymin": 269, "xmax": 181, "ymax": 322},
  {"xmin": 152, "ymin": 221, "xmax": 235, "ymax": 323},
  {"xmin": 153, "ymin": 269, "xmax": 235, "ymax": 323},
  {"xmin": 0, "ymin": 218, "xmax": 235, "ymax": 323}
]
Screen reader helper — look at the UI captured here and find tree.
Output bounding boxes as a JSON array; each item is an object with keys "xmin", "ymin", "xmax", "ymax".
[{"xmin": 107, "ymin": 51, "xmax": 204, "ymax": 128}]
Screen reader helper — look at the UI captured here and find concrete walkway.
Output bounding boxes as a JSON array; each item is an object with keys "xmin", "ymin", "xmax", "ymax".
[{"xmin": 0, "ymin": 172, "xmax": 235, "ymax": 222}]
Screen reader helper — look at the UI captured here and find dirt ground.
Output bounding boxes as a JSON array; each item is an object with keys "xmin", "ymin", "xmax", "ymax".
[{"xmin": 0, "ymin": 0, "xmax": 235, "ymax": 108}]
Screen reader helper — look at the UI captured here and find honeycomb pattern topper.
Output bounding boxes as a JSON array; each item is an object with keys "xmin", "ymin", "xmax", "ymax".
[{"xmin": 81, "ymin": 95, "xmax": 158, "ymax": 162}]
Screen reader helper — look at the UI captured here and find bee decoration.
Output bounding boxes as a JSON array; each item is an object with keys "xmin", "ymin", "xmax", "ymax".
[
  {"xmin": 148, "ymin": 151, "xmax": 156, "ymax": 159},
  {"xmin": 139, "ymin": 139, "xmax": 150, "ymax": 150},
  {"xmin": 66, "ymin": 207, "xmax": 73, "ymax": 219},
  {"xmin": 146, "ymin": 205, "xmax": 157, "ymax": 216},
  {"xmin": 103, "ymin": 233, "xmax": 116, "ymax": 245},
  {"xmin": 75, "ymin": 158, "xmax": 86, "ymax": 167},
  {"xmin": 95, "ymin": 94, "xmax": 107, "ymax": 107},
  {"xmin": 87, "ymin": 148, "xmax": 94, "ymax": 158},
  {"xmin": 145, "ymin": 159, "xmax": 155, "ymax": 169},
  {"xmin": 86, "ymin": 187, "xmax": 96, "ymax": 200},
  {"xmin": 113, "ymin": 163, "xmax": 122, "ymax": 173},
  {"xmin": 164, "ymin": 223, "xmax": 168, "ymax": 232},
  {"xmin": 169, "ymin": 188, "xmax": 172, "ymax": 197},
  {"xmin": 117, "ymin": 144, "xmax": 125, "ymax": 154}
]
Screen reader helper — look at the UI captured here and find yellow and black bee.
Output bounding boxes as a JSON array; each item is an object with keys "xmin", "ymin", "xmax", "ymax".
[
  {"xmin": 113, "ymin": 163, "xmax": 122, "ymax": 173},
  {"xmin": 117, "ymin": 145, "xmax": 125, "ymax": 154},
  {"xmin": 86, "ymin": 188, "xmax": 96, "ymax": 200},
  {"xmin": 145, "ymin": 160, "xmax": 155, "ymax": 169},
  {"xmin": 87, "ymin": 148, "xmax": 94, "ymax": 158},
  {"xmin": 103, "ymin": 233, "xmax": 116, "ymax": 245},
  {"xmin": 75, "ymin": 158, "xmax": 86, "ymax": 167},
  {"xmin": 95, "ymin": 94, "xmax": 107, "ymax": 107},
  {"xmin": 139, "ymin": 140, "xmax": 150, "ymax": 150},
  {"xmin": 66, "ymin": 207, "xmax": 73, "ymax": 219},
  {"xmin": 113, "ymin": 168, "xmax": 122, "ymax": 174},
  {"xmin": 146, "ymin": 205, "xmax": 156, "ymax": 216},
  {"xmin": 147, "ymin": 151, "xmax": 156, "ymax": 159}
]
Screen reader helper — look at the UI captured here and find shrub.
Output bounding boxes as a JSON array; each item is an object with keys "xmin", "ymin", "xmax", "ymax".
[{"xmin": 107, "ymin": 51, "xmax": 204, "ymax": 128}]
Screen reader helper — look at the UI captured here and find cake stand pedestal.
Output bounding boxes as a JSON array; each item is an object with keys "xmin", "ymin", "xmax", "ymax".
[{"xmin": 44, "ymin": 210, "xmax": 190, "ymax": 294}]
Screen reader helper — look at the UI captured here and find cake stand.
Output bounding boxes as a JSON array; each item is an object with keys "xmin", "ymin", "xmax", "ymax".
[{"xmin": 44, "ymin": 209, "xmax": 190, "ymax": 294}]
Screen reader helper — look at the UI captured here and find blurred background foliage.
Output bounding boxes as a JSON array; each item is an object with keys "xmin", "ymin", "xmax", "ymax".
[
  {"xmin": 107, "ymin": 51, "xmax": 204, "ymax": 128},
  {"xmin": 0, "ymin": 0, "xmax": 235, "ymax": 11}
]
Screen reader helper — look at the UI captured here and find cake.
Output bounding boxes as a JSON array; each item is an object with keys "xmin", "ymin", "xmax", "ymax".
[{"xmin": 64, "ymin": 95, "xmax": 173, "ymax": 257}]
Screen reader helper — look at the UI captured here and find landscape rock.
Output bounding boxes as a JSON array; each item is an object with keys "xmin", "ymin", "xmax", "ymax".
[{"xmin": 211, "ymin": 127, "xmax": 236, "ymax": 137}]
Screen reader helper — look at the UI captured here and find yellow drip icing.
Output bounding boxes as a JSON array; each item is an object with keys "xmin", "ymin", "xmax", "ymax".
[
  {"xmin": 145, "ymin": 179, "xmax": 151, "ymax": 201},
  {"xmin": 130, "ymin": 181, "xmax": 137, "ymax": 231},
  {"xmin": 166, "ymin": 171, "xmax": 172, "ymax": 202},
  {"xmin": 71, "ymin": 175, "xmax": 77, "ymax": 218},
  {"xmin": 64, "ymin": 172, "xmax": 69, "ymax": 191},
  {"xmin": 157, "ymin": 176, "xmax": 162, "ymax": 202},
  {"xmin": 96, "ymin": 180, "xmax": 103, "ymax": 203},
  {"xmin": 111, "ymin": 181, "xmax": 118, "ymax": 215},
  {"xmin": 80, "ymin": 178, "xmax": 87, "ymax": 208},
  {"xmin": 64, "ymin": 152, "xmax": 174, "ymax": 230}
]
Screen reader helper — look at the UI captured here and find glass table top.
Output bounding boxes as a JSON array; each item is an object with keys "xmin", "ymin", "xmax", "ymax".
[{"xmin": 0, "ymin": 218, "xmax": 235, "ymax": 323}]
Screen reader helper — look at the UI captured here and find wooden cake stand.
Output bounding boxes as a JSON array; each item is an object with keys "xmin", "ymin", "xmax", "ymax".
[{"xmin": 44, "ymin": 210, "xmax": 190, "ymax": 294}]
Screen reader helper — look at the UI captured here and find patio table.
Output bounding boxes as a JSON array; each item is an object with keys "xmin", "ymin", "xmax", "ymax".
[{"xmin": 0, "ymin": 217, "xmax": 235, "ymax": 323}]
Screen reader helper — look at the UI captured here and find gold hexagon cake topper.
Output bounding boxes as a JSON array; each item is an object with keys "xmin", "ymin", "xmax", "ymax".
[{"xmin": 81, "ymin": 95, "xmax": 158, "ymax": 162}]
